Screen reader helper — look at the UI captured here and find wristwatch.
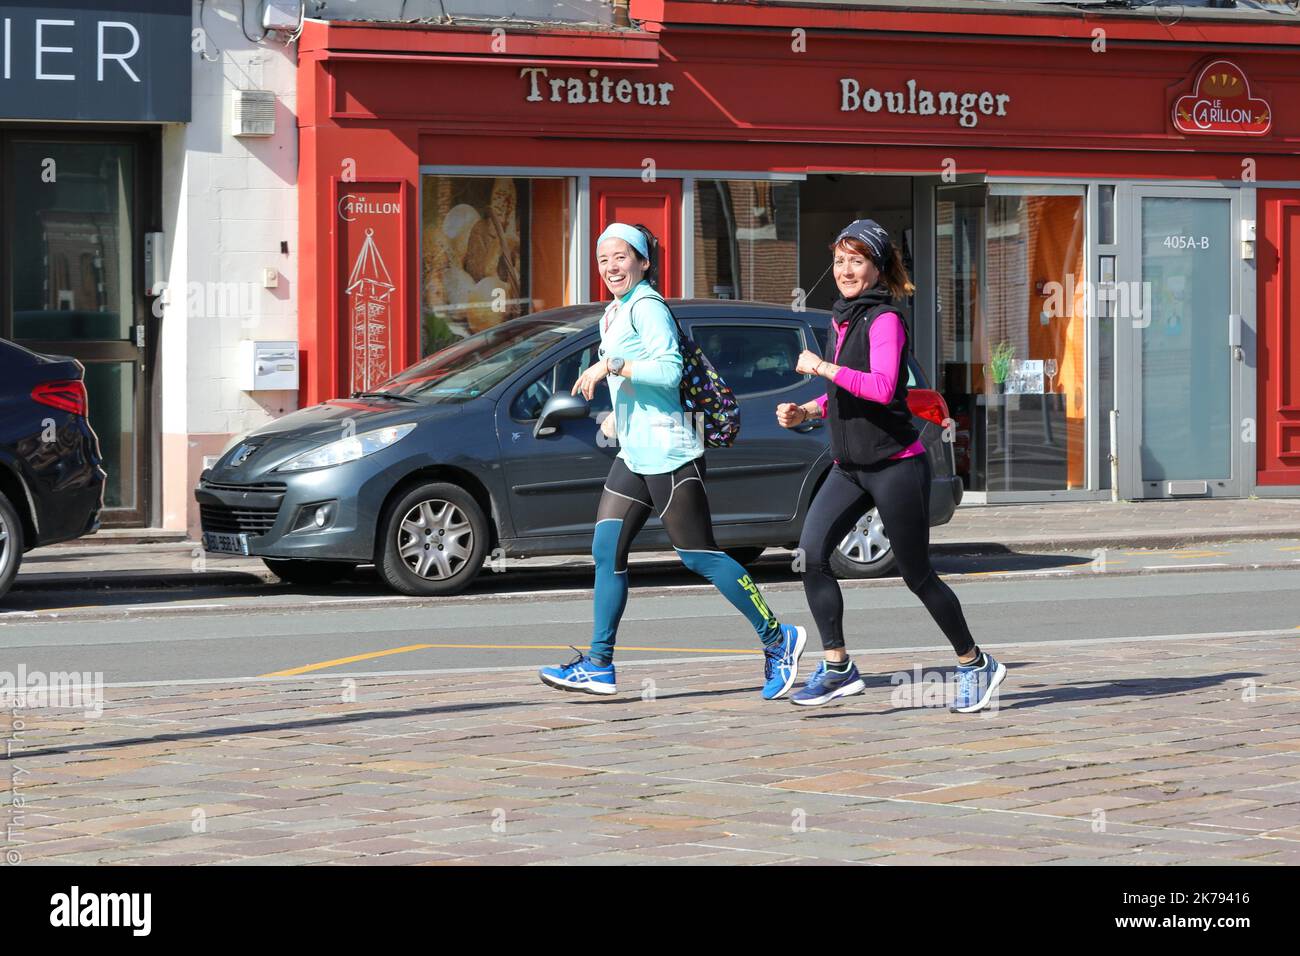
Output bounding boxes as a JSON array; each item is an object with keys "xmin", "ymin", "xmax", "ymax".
[{"xmin": 608, "ymin": 356, "xmax": 626, "ymax": 376}]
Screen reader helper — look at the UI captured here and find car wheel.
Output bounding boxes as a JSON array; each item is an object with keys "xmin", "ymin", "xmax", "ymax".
[
  {"xmin": 724, "ymin": 547, "xmax": 766, "ymax": 568},
  {"xmin": 828, "ymin": 506, "xmax": 897, "ymax": 579},
  {"xmin": 262, "ymin": 558, "xmax": 356, "ymax": 586},
  {"xmin": 377, "ymin": 481, "xmax": 488, "ymax": 596},
  {"xmin": 0, "ymin": 491, "xmax": 24, "ymax": 600}
]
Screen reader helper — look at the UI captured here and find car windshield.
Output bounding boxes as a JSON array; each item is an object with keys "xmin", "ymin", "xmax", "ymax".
[{"xmin": 375, "ymin": 318, "xmax": 584, "ymax": 403}]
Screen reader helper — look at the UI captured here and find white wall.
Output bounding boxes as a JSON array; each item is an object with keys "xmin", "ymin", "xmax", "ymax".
[{"xmin": 158, "ymin": 2, "xmax": 301, "ymax": 531}]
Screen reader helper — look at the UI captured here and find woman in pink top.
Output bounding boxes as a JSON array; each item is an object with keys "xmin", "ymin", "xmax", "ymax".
[{"xmin": 775, "ymin": 219, "xmax": 1006, "ymax": 713}]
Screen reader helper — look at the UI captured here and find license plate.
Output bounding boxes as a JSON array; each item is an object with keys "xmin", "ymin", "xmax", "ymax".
[{"xmin": 203, "ymin": 531, "xmax": 250, "ymax": 555}]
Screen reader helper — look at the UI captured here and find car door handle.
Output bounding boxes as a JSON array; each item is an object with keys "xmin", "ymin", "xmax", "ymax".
[{"xmin": 793, "ymin": 419, "xmax": 824, "ymax": 433}]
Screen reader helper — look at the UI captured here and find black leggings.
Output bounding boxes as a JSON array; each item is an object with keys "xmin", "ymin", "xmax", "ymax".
[
  {"xmin": 798, "ymin": 455, "xmax": 975, "ymax": 656},
  {"xmin": 588, "ymin": 456, "xmax": 780, "ymax": 664},
  {"xmin": 598, "ymin": 456, "xmax": 721, "ymax": 553}
]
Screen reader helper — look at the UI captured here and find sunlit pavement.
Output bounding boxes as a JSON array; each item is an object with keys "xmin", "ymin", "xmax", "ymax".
[{"xmin": 6, "ymin": 628, "xmax": 1300, "ymax": 865}]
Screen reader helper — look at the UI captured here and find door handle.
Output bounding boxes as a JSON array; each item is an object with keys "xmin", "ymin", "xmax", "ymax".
[
  {"xmin": 794, "ymin": 419, "xmax": 824, "ymax": 433},
  {"xmin": 1228, "ymin": 314, "xmax": 1244, "ymax": 362}
]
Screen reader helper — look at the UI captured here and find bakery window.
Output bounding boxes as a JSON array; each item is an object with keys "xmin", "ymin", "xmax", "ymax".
[
  {"xmin": 420, "ymin": 175, "xmax": 573, "ymax": 356},
  {"xmin": 693, "ymin": 179, "xmax": 799, "ymax": 305}
]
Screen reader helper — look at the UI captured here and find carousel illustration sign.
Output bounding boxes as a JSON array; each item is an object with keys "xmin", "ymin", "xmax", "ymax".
[
  {"xmin": 338, "ymin": 184, "xmax": 403, "ymax": 394},
  {"xmin": 345, "ymin": 228, "xmax": 395, "ymax": 393}
]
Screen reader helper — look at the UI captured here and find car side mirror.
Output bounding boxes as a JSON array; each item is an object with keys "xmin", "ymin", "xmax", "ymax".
[{"xmin": 534, "ymin": 392, "xmax": 589, "ymax": 438}]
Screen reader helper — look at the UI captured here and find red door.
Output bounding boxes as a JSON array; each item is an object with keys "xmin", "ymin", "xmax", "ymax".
[
  {"xmin": 589, "ymin": 178, "xmax": 681, "ymax": 301},
  {"xmin": 1257, "ymin": 190, "xmax": 1300, "ymax": 485}
]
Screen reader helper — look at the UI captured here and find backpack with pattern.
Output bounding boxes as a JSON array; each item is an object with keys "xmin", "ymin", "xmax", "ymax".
[{"xmin": 631, "ymin": 293, "xmax": 741, "ymax": 448}]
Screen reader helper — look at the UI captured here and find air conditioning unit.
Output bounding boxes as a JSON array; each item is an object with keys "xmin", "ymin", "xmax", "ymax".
[{"xmin": 231, "ymin": 89, "xmax": 276, "ymax": 137}]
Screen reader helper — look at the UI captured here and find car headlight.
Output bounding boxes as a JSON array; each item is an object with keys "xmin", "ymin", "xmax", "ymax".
[{"xmin": 275, "ymin": 423, "xmax": 416, "ymax": 472}]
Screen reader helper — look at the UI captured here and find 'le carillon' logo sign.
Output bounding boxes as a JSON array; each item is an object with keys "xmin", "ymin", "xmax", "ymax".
[{"xmin": 1173, "ymin": 60, "xmax": 1271, "ymax": 136}]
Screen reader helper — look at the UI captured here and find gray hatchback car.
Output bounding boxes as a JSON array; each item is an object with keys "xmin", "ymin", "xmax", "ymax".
[{"xmin": 196, "ymin": 300, "xmax": 962, "ymax": 594}]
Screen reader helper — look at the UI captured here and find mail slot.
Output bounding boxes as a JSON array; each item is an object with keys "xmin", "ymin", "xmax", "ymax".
[{"xmin": 238, "ymin": 340, "xmax": 299, "ymax": 391}]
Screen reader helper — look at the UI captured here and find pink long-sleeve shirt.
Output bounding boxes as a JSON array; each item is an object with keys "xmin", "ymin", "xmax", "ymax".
[{"xmin": 814, "ymin": 311, "xmax": 926, "ymax": 460}]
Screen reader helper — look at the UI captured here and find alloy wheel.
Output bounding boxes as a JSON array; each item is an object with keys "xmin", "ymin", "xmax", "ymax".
[
  {"xmin": 836, "ymin": 508, "xmax": 891, "ymax": 565},
  {"xmin": 397, "ymin": 498, "xmax": 474, "ymax": 580}
]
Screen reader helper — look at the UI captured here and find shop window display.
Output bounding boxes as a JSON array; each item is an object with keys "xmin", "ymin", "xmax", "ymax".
[
  {"xmin": 937, "ymin": 186, "xmax": 1087, "ymax": 492},
  {"xmin": 693, "ymin": 179, "xmax": 798, "ymax": 304},
  {"xmin": 420, "ymin": 175, "xmax": 571, "ymax": 356}
]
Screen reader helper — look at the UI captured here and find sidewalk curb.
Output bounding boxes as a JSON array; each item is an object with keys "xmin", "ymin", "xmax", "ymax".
[
  {"xmin": 930, "ymin": 525, "xmax": 1300, "ymax": 554},
  {"xmin": 8, "ymin": 561, "xmax": 1299, "ymax": 625},
  {"xmin": 12, "ymin": 525, "xmax": 1300, "ymax": 593},
  {"xmin": 12, "ymin": 570, "xmax": 273, "ymax": 592}
]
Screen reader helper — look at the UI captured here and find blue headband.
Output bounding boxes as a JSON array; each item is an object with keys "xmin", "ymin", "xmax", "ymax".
[
  {"xmin": 596, "ymin": 222, "xmax": 650, "ymax": 260},
  {"xmin": 835, "ymin": 218, "xmax": 891, "ymax": 266}
]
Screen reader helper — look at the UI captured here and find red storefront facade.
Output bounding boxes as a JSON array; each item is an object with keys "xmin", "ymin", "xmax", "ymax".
[{"xmin": 296, "ymin": 1, "xmax": 1300, "ymax": 502}]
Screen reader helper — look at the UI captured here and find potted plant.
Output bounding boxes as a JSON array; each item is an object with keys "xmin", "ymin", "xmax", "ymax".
[{"xmin": 989, "ymin": 341, "xmax": 1015, "ymax": 394}]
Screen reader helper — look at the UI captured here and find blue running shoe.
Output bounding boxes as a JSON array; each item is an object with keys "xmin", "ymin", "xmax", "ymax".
[
  {"xmin": 790, "ymin": 659, "xmax": 866, "ymax": 707},
  {"xmin": 950, "ymin": 651, "xmax": 1007, "ymax": 713},
  {"xmin": 539, "ymin": 648, "xmax": 616, "ymax": 696},
  {"xmin": 762, "ymin": 624, "xmax": 806, "ymax": 700}
]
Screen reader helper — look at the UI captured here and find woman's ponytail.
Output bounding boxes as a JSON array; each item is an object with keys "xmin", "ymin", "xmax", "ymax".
[
  {"xmin": 880, "ymin": 243, "xmax": 915, "ymax": 299},
  {"xmin": 632, "ymin": 223, "xmax": 660, "ymax": 289}
]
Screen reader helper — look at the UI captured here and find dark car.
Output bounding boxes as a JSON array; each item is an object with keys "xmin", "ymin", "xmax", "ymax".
[
  {"xmin": 196, "ymin": 301, "xmax": 961, "ymax": 595},
  {"xmin": 0, "ymin": 340, "xmax": 106, "ymax": 598}
]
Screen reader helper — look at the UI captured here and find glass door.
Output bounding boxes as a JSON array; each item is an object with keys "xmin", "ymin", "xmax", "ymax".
[
  {"xmin": 1122, "ymin": 186, "xmax": 1243, "ymax": 498},
  {"xmin": 935, "ymin": 184, "xmax": 985, "ymax": 493},
  {"xmin": 3, "ymin": 135, "xmax": 152, "ymax": 524}
]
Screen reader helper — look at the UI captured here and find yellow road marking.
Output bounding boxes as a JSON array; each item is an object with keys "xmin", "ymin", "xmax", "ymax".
[
  {"xmin": 1278, "ymin": 546, "xmax": 1300, "ymax": 552},
  {"xmin": 263, "ymin": 643, "xmax": 438, "ymax": 677},
  {"xmin": 261, "ymin": 642, "xmax": 761, "ymax": 677},
  {"xmin": 1125, "ymin": 550, "xmax": 1227, "ymax": 559}
]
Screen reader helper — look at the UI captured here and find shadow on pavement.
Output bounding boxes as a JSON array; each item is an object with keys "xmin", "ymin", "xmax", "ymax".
[
  {"xmin": 994, "ymin": 671, "xmax": 1264, "ymax": 711},
  {"xmin": 7, "ymin": 699, "xmax": 541, "ymax": 762},
  {"xmin": 5, "ymin": 664, "xmax": 1265, "ymax": 761},
  {"xmin": 6, "ymin": 681, "xmax": 778, "ymax": 761},
  {"xmin": 800, "ymin": 666, "xmax": 1263, "ymax": 717}
]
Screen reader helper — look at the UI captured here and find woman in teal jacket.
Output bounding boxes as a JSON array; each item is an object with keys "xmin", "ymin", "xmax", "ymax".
[{"xmin": 539, "ymin": 222, "xmax": 806, "ymax": 699}]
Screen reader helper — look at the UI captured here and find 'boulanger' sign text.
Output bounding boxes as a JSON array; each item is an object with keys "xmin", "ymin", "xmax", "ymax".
[{"xmin": 841, "ymin": 78, "xmax": 1010, "ymax": 128}]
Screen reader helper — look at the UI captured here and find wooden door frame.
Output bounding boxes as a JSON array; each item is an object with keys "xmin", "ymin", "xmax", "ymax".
[
  {"xmin": 588, "ymin": 178, "xmax": 682, "ymax": 301},
  {"xmin": 1257, "ymin": 189, "xmax": 1300, "ymax": 486}
]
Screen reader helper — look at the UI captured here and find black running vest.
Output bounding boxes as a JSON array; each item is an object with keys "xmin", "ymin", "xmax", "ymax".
[{"xmin": 825, "ymin": 287, "xmax": 920, "ymax": 467}]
